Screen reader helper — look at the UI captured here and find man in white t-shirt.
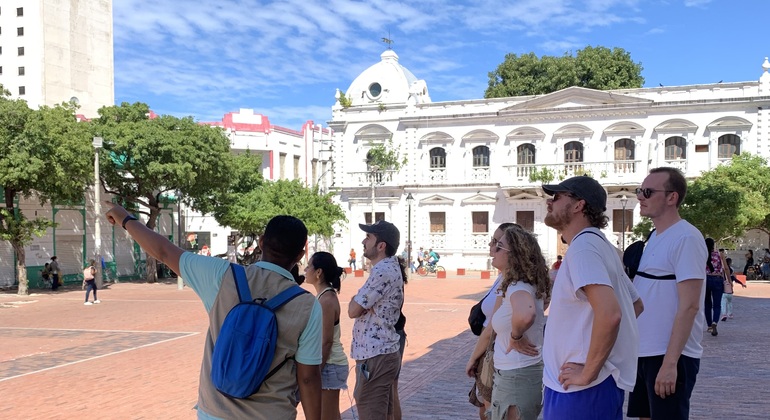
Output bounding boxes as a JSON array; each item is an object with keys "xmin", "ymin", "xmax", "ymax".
[
  {"xmin": 626, "ymin": 167, "xmax": 707, "ymax": 420},
  {"xmin": 541, "ymin": 176, "xmax": 644, "ymax": 420}
]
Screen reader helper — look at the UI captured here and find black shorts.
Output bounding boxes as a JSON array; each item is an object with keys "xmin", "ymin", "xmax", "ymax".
[{"xmin": 627, "ymin": 355, "xmax": 699, "ymax": 419}]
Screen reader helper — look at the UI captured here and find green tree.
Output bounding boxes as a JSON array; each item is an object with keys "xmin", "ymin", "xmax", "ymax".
[
  {"xmin": 213, "ymin": 179, "xmax": 347, "ymax": 264},
  {"xmin": 365, "ymin": 139, "xmax": 407, "ymax": 171},
  {"xmin": 91, "ymin": 102, "xmax": 235, "ymax": 282},
  {"xmin": 680, "ymin": 153, "xmax": 770, "ymax": 242},
  {"xmin": 0, "ymin": 90, "xmax": 94, "ymax": 295},
  {"xmin": 485, "ymin": 46, "xmax": 644, "ymax": 98}
]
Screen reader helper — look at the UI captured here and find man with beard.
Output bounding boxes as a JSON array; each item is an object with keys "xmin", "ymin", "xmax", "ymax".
[
  {"xmin": 540, "ymin": 176, "xmax": 643, "ymax": 420},
  {"xmin": 349, "ymin": 220, "xmax": 404, "ymax": 420},
  {"xmin": 626, "ymin": 167, "xmax": 707, "ymax": 420}
]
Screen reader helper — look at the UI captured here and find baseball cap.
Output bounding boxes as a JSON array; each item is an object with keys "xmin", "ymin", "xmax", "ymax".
[
  {"xmin": 359, "ymin": 220, "xmax": 400, "ymax": 251},
  {"xmin": 542, "ymin": 176, "xmax": 607, "ymax": 212}
]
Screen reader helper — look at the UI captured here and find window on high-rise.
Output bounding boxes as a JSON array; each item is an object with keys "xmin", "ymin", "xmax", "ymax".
[
  {"xmin": 18, "ymin": 66, "xmax": 24, "ymax": 76},
  {"xmin": 19, "ymin": 86, "xmax": 26, "ymax": 95},
  {"xmin": 18, "ymin": 47, "xmax": 25, "ymax": 56},
  {"xmin": 17, "ymin": 27, "xmax": 24, "ymax": 36},
  {"xmin": 17, "ymin": 7, "xmax": 24, "ymax": 17}
]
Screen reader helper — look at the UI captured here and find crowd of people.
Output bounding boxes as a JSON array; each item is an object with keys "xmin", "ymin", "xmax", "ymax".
[{"xmin": 96, "ymin": 166, "xmax": 753, "ymax": 420}]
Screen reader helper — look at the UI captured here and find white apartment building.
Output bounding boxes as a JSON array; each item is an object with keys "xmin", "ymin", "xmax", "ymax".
[
  {"xmin": 328, "ymin": 50, "xmax": 770, "ymax": 270},
  {"xmin": 0, "ymin": 0, "xmax": 114, "ymax": 117}
]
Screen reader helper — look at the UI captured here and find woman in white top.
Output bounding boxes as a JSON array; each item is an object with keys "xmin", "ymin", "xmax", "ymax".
[
  {"xmin": 489, "ymin": 224, "xmax": 550, "ymax": 420},
  {"xmin": 466, "ymin": 223, "xmax": 517, "ymax": 420},
  {"xmin": 304, "ymin": 251, "xmax": 348, "ymax": 420}
]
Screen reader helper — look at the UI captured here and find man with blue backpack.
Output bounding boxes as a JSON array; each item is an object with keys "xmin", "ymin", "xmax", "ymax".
[{"xmin": 105, "ymin": 203, "xmax": 322, "ymax": 420}]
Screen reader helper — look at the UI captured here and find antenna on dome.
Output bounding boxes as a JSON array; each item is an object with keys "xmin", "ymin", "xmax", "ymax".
[{"xmin": 381, "ymin": 30, "xmax": 393, "ymax": 49}]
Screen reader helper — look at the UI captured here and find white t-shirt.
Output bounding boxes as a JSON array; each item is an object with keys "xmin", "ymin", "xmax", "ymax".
[
  {"xmin": 492, "ymin": 281, "xmax": 545, "ymax": 370},
  {"xmin": 635, "ymin": 219, "xmax": 707, "ymax": 358},
  {"xmin": 480, "ymin": 274, "xmax": 503, "ymax": 327},
  {"xmin": 543, "ymin": 228, "xmax": 640, "ymax": 393}
]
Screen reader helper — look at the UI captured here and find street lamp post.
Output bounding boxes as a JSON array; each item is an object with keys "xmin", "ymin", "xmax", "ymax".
[
  {"xmin": 92, "ymin": 137, "xmax": 103, "ymax": 288},
  {"xmin": 620, "ymin": 194, "xmax": 628, "ymax": 251},
  {"xmin": 369, "ymin": 164, "xmax": 379, "ymax": 224},
  {"xmin": 406, "ymin": 193, "xmax": 414, "ymax": 274}
]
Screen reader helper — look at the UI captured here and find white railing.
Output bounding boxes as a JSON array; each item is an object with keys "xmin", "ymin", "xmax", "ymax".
[
  {"xmin": 471, "ymin": 167, "xmax": 491, "ymax": 181},
  {"xmin": 664, "ymin": 159, "xmax": 687, "ymax": 173},
  {"xmin": 504, "ymin": 160, "xmax": 642, "ymax": 184},
  {"xmin": 429, "ymin": 168, "xmax": 447, "ymax": 181},
  {"xmin": 428, "ymin": 233, "xmax": 446, "ymax": 249},
  {"xmin": 470, "ymin": 233, "xmax": 489, "ymax": 250},
  {"xmin": 347, "ymin": 170, "xmax": 398, "ymax": 187}
]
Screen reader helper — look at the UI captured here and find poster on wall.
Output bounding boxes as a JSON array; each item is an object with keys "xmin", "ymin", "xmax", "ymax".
[{"xmin": 184, "ymin": 232, "xmax": 212, "ymax": 256}]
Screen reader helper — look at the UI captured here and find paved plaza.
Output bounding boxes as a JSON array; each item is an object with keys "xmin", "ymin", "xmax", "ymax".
[{"xmin": 1, "ymin": 273, "xmax": 769, "ymax": 419}]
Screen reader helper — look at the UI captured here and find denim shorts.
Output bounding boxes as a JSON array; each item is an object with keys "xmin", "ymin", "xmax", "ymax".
[
  {"xmin": 489, "ymin": 362, "xmax": 543, "ymax": 420},
  {"xmin": 321, "ymin": 363, "xmax": 349, "ymax": 390}
]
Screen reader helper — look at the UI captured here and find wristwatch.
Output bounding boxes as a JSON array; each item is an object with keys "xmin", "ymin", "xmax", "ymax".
[{"xmin": 121, "ymin": 215, "xmax": 138, "ymax": 230}]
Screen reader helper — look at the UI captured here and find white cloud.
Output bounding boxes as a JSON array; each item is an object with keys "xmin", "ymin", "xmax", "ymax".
[{"xmin": 684, "ymin": 0, "xmax": 712, "ymax": 7}]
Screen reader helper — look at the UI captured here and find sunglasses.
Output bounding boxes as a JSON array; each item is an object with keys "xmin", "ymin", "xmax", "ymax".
[
  {"xmin": 495, "ymin": 242, "xmax": 511, "ymax": 252},
  {"xmin": 550, "ymin": 192, "xmax": 576, "ymax": 202},
  {"xmin": 635, "ymin": 187, "xmax": 674, "ymax": 199}
]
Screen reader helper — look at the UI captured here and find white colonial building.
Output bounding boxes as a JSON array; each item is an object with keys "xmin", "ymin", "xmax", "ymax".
[{"xmin": 328, "ymin": 49, "xmax": 770, "ymax": 270}]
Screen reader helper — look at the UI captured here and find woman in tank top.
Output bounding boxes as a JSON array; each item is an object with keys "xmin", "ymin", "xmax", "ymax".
[{"xmin": 305, "ymin": 251, "xmax": 348, "ymax": 420}]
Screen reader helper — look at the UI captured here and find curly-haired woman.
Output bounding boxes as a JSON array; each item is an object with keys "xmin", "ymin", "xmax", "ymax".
[{"xmin": 489, "ymin": 224, "xmax": 550, "ymax": 420}]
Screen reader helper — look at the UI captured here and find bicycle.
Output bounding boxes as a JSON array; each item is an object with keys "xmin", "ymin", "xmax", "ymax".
[{"xmin": 417, "ymin": 263, "xmax": 445, "ymax": 276}]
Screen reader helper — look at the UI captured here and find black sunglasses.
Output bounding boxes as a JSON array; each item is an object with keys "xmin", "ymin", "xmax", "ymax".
[{"xmin": 635, "ymin": 187, "xmax": 674, "ymax": 199}]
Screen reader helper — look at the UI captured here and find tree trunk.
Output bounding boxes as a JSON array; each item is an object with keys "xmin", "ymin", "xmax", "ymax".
[{"xmin": 13, "ymin": 241, "xmax": 28, "ymax": 296}]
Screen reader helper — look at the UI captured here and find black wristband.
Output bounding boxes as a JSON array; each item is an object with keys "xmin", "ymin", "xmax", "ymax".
[{"xmin": 121, "ymin": 215, "xmax": 138, "ymax": 230}]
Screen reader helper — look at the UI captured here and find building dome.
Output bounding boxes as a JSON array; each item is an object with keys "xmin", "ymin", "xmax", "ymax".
[{"xmin": 345, "ymin": 50, "xmax": 431, "ymax": 106}]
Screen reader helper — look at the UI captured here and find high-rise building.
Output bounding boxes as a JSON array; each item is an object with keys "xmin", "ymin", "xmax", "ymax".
[{"xmin": 0, "ymin": 0, "xmax": 114, "ymax": 117}]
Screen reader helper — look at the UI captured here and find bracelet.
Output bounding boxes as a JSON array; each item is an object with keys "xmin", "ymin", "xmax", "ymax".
[
  {"xmin": 510, "ymin": 332, "xmax": 523, "ymax": 341},
  {"xmin": 121, "ymin": 215, "xmax": 138, "ymax": 230}
]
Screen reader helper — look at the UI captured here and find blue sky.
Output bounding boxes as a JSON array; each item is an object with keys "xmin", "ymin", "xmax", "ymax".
[{"xmin": 113, "ymin": 0, "xmax": 769, "ymax": 129}]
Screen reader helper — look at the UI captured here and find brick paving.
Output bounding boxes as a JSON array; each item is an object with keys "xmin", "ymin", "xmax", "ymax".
[{"xmin": 1, "ymin": 275, "xmax": 769, "ymax": 419}]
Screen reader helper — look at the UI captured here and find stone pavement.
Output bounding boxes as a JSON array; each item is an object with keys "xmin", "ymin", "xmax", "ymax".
[{"xmin": 1, "ymin": 274, "xmax": 769, "ymax": 419}]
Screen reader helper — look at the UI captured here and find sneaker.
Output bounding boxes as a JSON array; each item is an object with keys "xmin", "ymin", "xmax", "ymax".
[
  {"xmin": 720, "ymin": 316, "xmax": 727, "ymax": 322},
  {"xmin": 84, "ymin": 302, "xmax": 93, "ymax": 305},
  {"xmin": 707, "ymin": 325, "xmax": 713, "ymax": 333},
  {"xmin": 94, "ymin": 300, "xmax": 101, "ymax": 304},
  {"xmin": 711, "ymin": 323, "xmax": 718, "ymax": 336}
]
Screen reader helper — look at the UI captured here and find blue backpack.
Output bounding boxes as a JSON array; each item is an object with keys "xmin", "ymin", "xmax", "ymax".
[{"xmin": 211, "ymin": 264, "xmax": 309, "ymax": 398}]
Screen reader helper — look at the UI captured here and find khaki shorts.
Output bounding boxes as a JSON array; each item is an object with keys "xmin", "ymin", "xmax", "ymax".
[{"xmin": 489, "ymin": 362, "xmax": 543, "ymax": 420}]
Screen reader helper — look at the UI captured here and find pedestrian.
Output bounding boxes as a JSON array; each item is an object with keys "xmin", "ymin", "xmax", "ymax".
[
  {"xmin": 489, "ymin": 224, "xmax": 550, "ymax": 420},
  {"xmin": 49, "ymin": 256, "xmax": 61, "ymax": 290},
  {"xmin": 762, "ymin": 248, "xmax": 770, "ymax": 279},
  {"xmin": 720, "ymin": 257, "xmax": 745, "ymax": 321},
  {"xmin": 41, "ymin": 263, "xmax": 51, "ymax": 287},
  {"xmin": 83, "ymin": 260, "xmax": 100, "ymax": 305},
  {"xmin": 416, "ymin": 247, "xmax": 424, "ymax": 269},
  {"xmin": 349, "ymin": 248, "xmax": 357, "ymax": 271},
  {"xmin": 349, "ymin": 220, "xmax": 404, "ymax": 420},
  {"xmin": 465, "ymin": 222, "xmax": 516, "ymax": 420},
  {"xmin": 304, "ymin": 252, "xmax": 349, "ymax": 420},
  {"xmin": 105, "ymin": 203, "xmax": 323, "ymax": 420},
  {"xmin": 742, "ymin": 250, "xmax": 754, "ymax": 276},
  {"xmin": 541, "ymin": 176, "xmax": 644, "ymax": 420},
  {"xmin": 627, "ymin": 167, "xmax": 708, "ymax": 420},
  {"xmin": 704, "ymin": 239, "xmax": 725, "ymax": 337}
]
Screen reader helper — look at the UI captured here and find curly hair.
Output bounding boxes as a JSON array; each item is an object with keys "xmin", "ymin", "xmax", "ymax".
[
  {"xmin": 582, "ymin": 202, "xmax": 609, "ymax": 229},
  {"xmin": 497, "ymin": 225, "xmax": 551, "ymax": 302}
]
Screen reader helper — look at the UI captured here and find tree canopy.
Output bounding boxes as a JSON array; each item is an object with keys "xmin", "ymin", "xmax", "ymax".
[
  {"xmin": 365, "ymin": 138, "xmax": 407, "ymax": 171},
  {"xmin": 212, "ymin": 177, "xmax": 347, "ymax": 264},
  {"xmin": 1, "ymin": 88, "xmax": 94, "ymax": 295},
  {"xmin": 680, "ymin": 153, "xmax": 770, "ymax": 242},
  {"xmin": 485, "ymin": 46, "xmax": 644, "ymax": 98},
  {"xmin": 91, "ymin": 102, "xmax": 235, "ymax": 281}
]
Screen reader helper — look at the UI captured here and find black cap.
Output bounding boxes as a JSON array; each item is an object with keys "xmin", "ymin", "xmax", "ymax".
[
  {"xmin": 542, "ymin": 176, "xmax": 607, "ymax": 212},
  {"xmin": 359, "ymin": 220, "xmax": 400, "ymax": 251}
]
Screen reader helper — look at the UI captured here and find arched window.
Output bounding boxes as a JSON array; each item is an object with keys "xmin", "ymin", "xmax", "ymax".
[
  {"xmin": 517, "ymin": 144, "xmax": 536, "ymax": 165},
  {"xmin": 664, "ymin": 137, "xmax": 686, "ymax": 160},
  {"xmin": 472, "ymin": 145, "xmax": 490, "ymax": 168},
  {"xmin": 429, "ymin": 147, "xmax": 446, "ymax": 169},
  {"xmin": 614, "ymin": 138, "xmax": 635, "ymax": 173},
  {"xmin": 718, "ymin": 134, "xmax": 741, "ymax": 159},
  {"xmin": 564, "ymin": 141, "xmax": 583, "ymax": 163}
]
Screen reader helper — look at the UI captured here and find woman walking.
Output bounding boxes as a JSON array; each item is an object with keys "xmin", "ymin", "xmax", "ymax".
[
  {"xmin": 304, "ymin": 252, "xmax": 348, "ymax": 420},
  {"xmin": 83, "ymin": 260, "xmax": 101, "ymax": 305},
  {"xmin": 704, "ymin": 238, "xmax": 724, "ymax": 336}
]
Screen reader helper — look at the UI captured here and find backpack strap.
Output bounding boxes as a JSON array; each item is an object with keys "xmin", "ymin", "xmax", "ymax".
[
  {"xmin": 230, "ymin": 264, "xmax": 253, "ymax": 303},
  {"xmin": 265, "ymin": 285, "xmax": 309, "ymax": 311},
  {"xmin": 573, "ymin": 230, "xmax": 603, "ymax": 241},
  {"xmin": 634, "ymin": 271, "xmax": 676, "ymax": 280}
]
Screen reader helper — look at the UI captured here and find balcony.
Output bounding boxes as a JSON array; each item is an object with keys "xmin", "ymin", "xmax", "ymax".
[
  {"xmin": 347, "ymin": 170, "xmax": 399, "ymax": 187},
  {"xmin": 502, "ymin": 160, "xmax": 643, "ymax": 187}
]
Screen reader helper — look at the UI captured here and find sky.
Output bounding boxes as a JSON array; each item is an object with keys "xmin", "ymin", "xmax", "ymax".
[{"xmin": 113, "ymin": 0, "xmax": 770, "ymax": 129}]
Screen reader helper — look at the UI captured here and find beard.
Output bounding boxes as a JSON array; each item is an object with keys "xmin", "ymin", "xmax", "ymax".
[{"xmin": 544, "ymin": 205, "xmax": 571, "ymax": 231}]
